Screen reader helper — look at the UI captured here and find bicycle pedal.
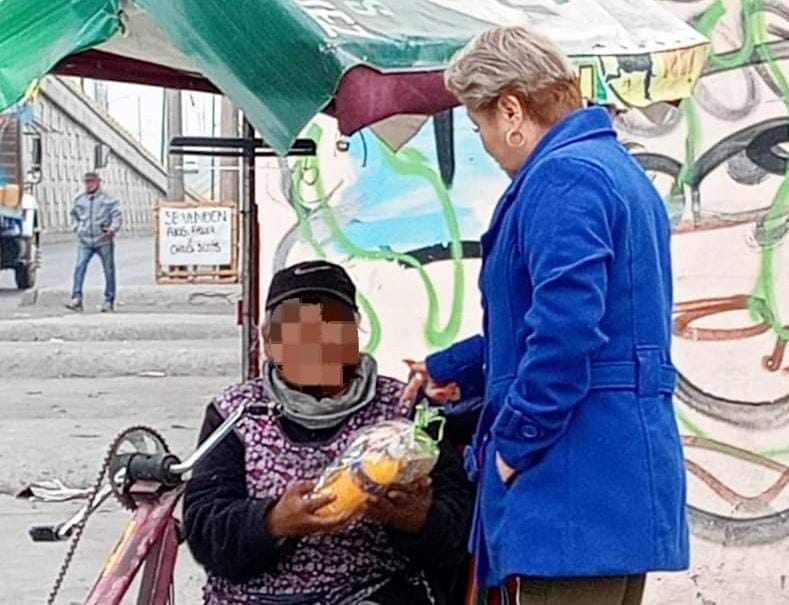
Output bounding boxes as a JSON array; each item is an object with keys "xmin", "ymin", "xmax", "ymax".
[{"xmin": 29, "ymin": 524, "xmax": 65, "ymax": 542}]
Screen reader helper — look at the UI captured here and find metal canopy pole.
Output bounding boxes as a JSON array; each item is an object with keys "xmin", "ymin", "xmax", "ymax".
[
  {"xmin": 168, "ymin": 133, "xmax": 315, "ymax": 381},
  {"xmin": 241, "ymin": 118, "xmax": 258, "ymax": 380}
]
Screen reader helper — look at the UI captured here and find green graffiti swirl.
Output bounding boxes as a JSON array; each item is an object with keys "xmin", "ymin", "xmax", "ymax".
[
  {"xmin": 290, "ymin": 123, "xmax": 466, "ymax": 352},
  {"xmin": 696, "ymin": 0, "xmax": 758, "ymax": 70},
  {"xmin": 684, "ymin": 0, "xmax": 789, "ymax": 340},
  {"xmin": 747, "ymin": 2, "xmax": 789, "ymax": 339},
  {"xmin": 678, "ymin": 407, "xmax": 789, "ymax": 460},
  {"xmin": 290, "ymin": 143, "xmax": 383, "ymax": 354},
  {"xmin": 674, "ymin": 97, "xmax": 702, "ymax": 195}
]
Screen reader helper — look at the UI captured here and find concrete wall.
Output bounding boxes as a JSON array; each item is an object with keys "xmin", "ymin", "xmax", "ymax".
[
  {"xmin": 257, "ymin": 1, "xmax": 789, "ymax": 602},
  {"xmin": 24, "ymin": 76, "xmax": 173, "ymax": 235}
]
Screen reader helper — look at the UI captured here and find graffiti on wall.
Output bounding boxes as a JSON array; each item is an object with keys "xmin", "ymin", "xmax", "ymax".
[
  {"xmin": 266, "ymin": 114, "xmax": 503, "ymax": 355},
  {"xmin": 619, "ymin": 0, "xmax": 789, "ymax": 548},
  {"xmin": 259, "ymin": 0, "xmax": 789, "ymax": 557}
]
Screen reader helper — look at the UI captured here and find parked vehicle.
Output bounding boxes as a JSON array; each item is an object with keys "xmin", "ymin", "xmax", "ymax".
[{"xmin": 0, "ymin": 105, "xmax": 41, "ymax": 289}]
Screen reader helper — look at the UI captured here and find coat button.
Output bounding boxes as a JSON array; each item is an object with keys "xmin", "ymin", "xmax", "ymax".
[{"xmin": 522, "ymin": 424, "xmax": 539, "ymax": 439}]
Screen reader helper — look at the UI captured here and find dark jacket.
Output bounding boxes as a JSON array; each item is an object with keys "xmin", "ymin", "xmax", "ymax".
[
  {"xmin": 183, "ymin": 403, "xmax": 473, "ymax": 604},
  {"xmin": 427, "ymin": 107, "xmax": 689, "ymax": 585}
]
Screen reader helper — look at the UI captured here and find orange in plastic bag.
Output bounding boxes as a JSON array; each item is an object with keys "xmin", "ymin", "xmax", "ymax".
[
  {"xmin": 314, "ymin": 458, "xmax": 401, "ymax": 517},
  {"xmin": 313, "ymin": 407, "xmax": 443, "ymax": 518}
]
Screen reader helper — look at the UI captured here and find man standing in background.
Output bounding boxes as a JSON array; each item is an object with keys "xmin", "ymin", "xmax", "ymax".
[{"xmin": 66, "ymin": 172, "xmax": 122, "ymax": 312}]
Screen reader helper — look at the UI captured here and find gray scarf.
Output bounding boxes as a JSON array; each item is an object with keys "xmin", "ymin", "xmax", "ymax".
[{"xmin": 262, "ymin": 354, "xmax": 379, "ymax": 430}]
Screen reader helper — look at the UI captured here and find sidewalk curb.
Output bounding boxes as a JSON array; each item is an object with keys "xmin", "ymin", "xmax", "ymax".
[{"xmin": 18, "ymin": 285, "xmax": 240, "ymax": 310}]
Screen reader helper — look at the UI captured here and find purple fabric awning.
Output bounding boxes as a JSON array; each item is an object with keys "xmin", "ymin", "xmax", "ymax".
[{"xmin": 328, "ymin": 65, "xmax": 459, "ymax": 136}]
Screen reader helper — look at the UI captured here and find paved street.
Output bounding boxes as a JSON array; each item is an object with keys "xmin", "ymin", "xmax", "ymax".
[
  {"xmin": 0, "ymin": 234, "xmax": 239, "ymax": 604},
  {"xmin": 0, "ymin": 378, "xmax": 224, "ymax": 605},
  {"xmin": 0, "ymin": 234, "xmax": 156, "ymax": 300}
]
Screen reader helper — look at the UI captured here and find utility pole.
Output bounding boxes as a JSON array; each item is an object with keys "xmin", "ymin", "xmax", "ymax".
[
  {"xmin": 137, "ymin": 97, "xmax": 143, "ymax": 143},
  {"xmin": 210, "ymin": 95, "xmax": 217, "ymax": 199},
  {"xmin": 160, "ymin": 90, "xmax": 167, "ymax": 163},
  {"xmin": 165, "ymin": 89, "xmax": 184, "ymax": 200},
  {"xmin": 93, "ymin": 81, "xmax": 109, "ymax": 111},
  {"xmin": 219, "ymin": 96, "xmax": 239, "ymax": 204}
]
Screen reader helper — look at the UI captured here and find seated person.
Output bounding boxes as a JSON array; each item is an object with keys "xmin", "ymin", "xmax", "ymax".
[{"xmin": 184, "ymin": 260, "xmax": 474, "ymax": 605}]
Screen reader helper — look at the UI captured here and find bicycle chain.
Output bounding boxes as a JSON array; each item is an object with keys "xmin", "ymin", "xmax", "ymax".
[{"xmin": 45, "ymin": 425, "xmax": 168, "ymax": 605}]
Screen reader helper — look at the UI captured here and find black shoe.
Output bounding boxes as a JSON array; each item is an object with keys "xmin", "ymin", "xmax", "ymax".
[{"xmin": 65, "ymin": 299, "xmax": 83, "ymax": 312}]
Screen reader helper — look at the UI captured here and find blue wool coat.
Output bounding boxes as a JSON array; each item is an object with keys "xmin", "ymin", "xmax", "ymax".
[{"xmin": 427, "ymin": 107, "xmax": 689, "ymax": 586}]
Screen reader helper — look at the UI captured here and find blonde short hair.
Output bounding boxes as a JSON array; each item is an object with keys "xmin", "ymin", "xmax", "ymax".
[{"xmin": 445, "ymin": 26, "xmax": 582, "ymax": 125}]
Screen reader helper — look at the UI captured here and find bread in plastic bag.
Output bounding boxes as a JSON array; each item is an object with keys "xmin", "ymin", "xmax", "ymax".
[{"xmin": 313, "ymin": 405, "xmax": 444, "ymax": 517}]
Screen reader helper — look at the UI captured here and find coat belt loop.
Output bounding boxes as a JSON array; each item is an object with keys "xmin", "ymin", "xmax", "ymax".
[{"xmin": 635, "ymin": 345, "xmax": 661, "ymax": 398}]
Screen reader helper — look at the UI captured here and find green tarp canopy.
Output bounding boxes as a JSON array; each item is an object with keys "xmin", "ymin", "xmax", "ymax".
[{"xmin": 0, "ymin": 0, "xmax": 708, "ymax": 154}]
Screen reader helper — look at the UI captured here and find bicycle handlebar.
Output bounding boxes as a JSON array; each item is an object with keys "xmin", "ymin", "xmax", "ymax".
[
  {"xmin": 126, "ymin": 399, "xmax": 265, "ymax": 483},
  {"xmin": 29, "ymin": 399, "xmax": 266, "ymax": 543},
  {"xmin": 168, "ymin": 400, "xmax": 261, "ymax": 476},
  {"xmin": 125, "ymin": 452, "xmax": 182, "ymax": 487}
]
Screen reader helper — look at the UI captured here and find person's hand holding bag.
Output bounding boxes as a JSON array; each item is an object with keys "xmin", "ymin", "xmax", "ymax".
[
  {"xmin": 267, "ymin": 481, "xmax": 355, "ymax": 539},
  {"xmin": 401, "ymin": 359, "xmax": 461, "ymax": 404}
]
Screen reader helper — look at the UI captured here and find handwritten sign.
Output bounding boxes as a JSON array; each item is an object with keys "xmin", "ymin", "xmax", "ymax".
[{"xmin": 158, "ymin": 205, "xmax": 234, "ymax": 267}]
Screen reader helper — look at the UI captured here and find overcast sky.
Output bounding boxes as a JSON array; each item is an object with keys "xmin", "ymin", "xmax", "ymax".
[
  {"xmin": 80, "ymin": 79, "xmax": 220, "ymax": 197},
  {"xmin": 86, "ymin": 80, "xmax": 218, "ymax": 162}
]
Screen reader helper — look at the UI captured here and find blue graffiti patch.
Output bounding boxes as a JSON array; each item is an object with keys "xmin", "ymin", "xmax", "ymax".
[{"xmin": 331, "ymin": 113, "xmax": 507, "ymax": 252}]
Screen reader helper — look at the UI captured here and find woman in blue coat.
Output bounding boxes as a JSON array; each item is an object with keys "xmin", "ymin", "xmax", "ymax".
[{"xmin": 404, "ymin": 26, "xmax": 688, "ymax": 604}]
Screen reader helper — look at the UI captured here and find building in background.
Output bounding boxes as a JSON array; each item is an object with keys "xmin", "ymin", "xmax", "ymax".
[{"xmin": 24, "ymin": 76, "xmax": 219, "ymax": 236}]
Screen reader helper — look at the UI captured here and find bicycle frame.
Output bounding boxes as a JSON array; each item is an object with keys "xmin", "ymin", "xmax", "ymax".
[
  {"xmin": 83, "ymin": 483, "xmax": 183, "ymax": 605},
  {"xmin": 34, "ymin": 401, "xmax": 258, "ymax": 604}
]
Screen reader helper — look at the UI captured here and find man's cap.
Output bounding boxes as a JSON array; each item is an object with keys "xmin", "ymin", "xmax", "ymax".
[
  {"xmin": 265, "ymin": 260, "xmax": 357, "ymax": 311},
  {"xmin": 84, "ymin": 171, "xmax": 100, "ymax": 181}
]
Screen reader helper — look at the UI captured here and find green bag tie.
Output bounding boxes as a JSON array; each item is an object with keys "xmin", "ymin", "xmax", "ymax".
[{"xmin": 412, "ymin": 403, "xmax": 446, "ymax": 454}]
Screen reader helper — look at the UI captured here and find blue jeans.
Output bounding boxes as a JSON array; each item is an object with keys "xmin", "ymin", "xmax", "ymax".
[{"xmin": 71, "ymin": 241, "xmax": 116, "ymax": 303}]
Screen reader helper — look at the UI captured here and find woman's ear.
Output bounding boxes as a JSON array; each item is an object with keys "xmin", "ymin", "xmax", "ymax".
[{"xmin": 497, "ymin": 93, "xmax": 525, "ymax": 125}]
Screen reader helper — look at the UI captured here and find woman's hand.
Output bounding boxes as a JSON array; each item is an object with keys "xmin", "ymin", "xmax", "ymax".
[
  {"xmin": 496, "ymin": 453, "xmax": 517, "ymax": 484},
  {"xmin": 267, "ymin": 481, "xmax": 354, "ymax": 539},
  {"xmin": 401, "ymin": 359, "xmax": 461, "ymax": 404},
  {"xmin": 365, "ymin": 477, "xmax": 433, "ymax": 533}
]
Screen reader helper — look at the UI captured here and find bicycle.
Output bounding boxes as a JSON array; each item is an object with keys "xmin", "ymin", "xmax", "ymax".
[{"xmin": 30, "ymin": 400, "xmax": 262, "ymax": 605}]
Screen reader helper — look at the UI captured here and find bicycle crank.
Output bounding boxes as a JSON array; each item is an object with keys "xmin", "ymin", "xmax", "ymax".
[
  {"xmin": 107, "ymin": 426, "xmax": 170, "ymax": 510},
  {"xmin": 45, "ymin": 425, "xmax": 169, "ymax": 605}
]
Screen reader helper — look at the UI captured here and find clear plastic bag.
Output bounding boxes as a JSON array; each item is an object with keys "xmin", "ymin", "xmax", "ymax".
[{"xmin": 313, "ymin": 405, "xmax": 444, "ymax": 517}]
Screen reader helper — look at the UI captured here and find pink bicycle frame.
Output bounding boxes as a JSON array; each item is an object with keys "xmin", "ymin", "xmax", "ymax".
[{"xmin": 85, "ymin": 482, "xmax": 184, "ymax": 605}]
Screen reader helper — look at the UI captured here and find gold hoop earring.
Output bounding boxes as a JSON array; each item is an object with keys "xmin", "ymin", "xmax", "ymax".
[{"xmin": 505, "ymin": 130, "xmax": 526, "ymax": 148}]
